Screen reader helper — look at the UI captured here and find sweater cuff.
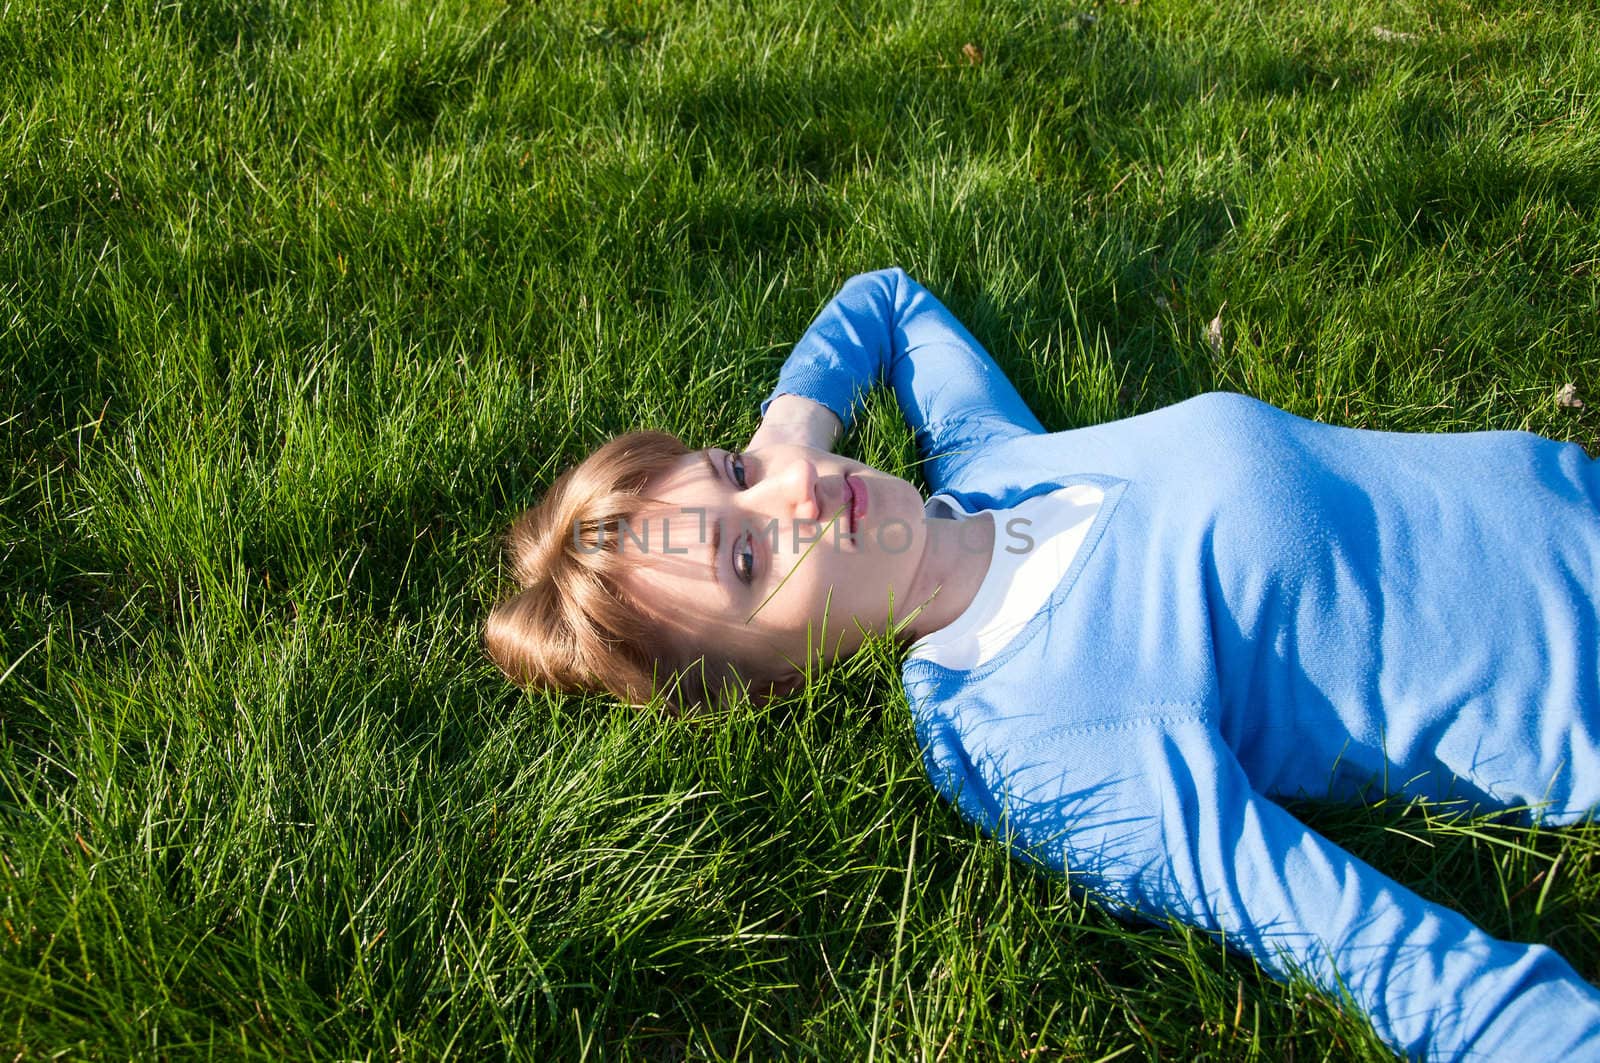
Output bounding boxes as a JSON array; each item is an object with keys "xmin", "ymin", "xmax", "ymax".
[{"xmin": 760, "ymin": 369, "xmax": 863, "ymax": 430}]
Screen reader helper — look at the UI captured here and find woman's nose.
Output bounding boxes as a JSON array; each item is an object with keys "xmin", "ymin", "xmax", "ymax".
[{"xmin": 766, "ymin": 457, "xmax": 819, "ymax": 522}]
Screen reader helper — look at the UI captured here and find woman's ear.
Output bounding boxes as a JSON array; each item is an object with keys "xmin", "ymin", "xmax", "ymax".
[
  {"xmin": 752, "ymin": 669, "xmax": 805, "ymax": 704},
  {"xmin": 770, "ymin": 670, "xmax": 805, "ymax": 696}
]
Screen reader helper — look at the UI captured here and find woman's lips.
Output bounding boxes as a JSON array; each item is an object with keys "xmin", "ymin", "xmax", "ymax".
[{"xmin": 847, "ymin": 473, "xmax": 868, "ymax": 532}]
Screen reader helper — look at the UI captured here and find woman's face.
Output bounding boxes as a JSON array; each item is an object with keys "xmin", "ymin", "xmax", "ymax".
[{"xmin": 621, "ymin": 441, "xmax": 934, "ymax": 684}]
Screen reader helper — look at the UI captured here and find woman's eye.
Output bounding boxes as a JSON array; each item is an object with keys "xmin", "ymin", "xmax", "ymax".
[
  {"xmin": 729, "ymin": 452, "xmax": 748, "ymax": 489},
  {"xmin": 733, "ymin": 533, "xmax": 755, "ymax": 585}
]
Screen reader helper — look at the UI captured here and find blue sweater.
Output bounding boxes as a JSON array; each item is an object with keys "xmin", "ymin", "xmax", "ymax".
[{"xmin": 762, "ymin": 268, "xmax": 1600, "ymax": 1062}]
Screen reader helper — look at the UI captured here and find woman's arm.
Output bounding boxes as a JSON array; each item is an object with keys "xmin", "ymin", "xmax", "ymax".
[
  {"xmin": 747, "ymin": 393, "xmax": 841, "ymax": 453},
  {"xmin": 760, "ymin": 268, "xmax": 1045, "ymax": 491},
  {"xmin": 992, "ymin": 718, "xmax": 1600, "ymax": 1061},
  {"xmin": 1189, "ymin": 773, "xmax": 1600, "ymax": 1060}
]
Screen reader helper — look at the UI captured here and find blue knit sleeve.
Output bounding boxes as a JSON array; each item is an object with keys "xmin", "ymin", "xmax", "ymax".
[
  {"xmin": 761, "ymin": 268, "xmax": 1045, "ymax": 491},
  {"xmin": 989, "ymin": 717, "xmax": 1600, "ymax": 1062}
]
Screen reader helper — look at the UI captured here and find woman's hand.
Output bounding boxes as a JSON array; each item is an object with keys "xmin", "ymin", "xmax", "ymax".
[{"xmin": 748, "ymin": 393, "xmax": 842, "ymax": 454}]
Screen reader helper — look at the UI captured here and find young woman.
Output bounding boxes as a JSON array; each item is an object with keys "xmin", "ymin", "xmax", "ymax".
[{"xmin": 486, "ymin": 268, "xmax": 1600, "ymax": 1061}]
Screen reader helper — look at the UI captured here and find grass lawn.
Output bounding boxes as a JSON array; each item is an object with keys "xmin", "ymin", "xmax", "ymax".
[{"xmin": 4, "ymin": 0, "xmax": 1599, "ymax": 1057}]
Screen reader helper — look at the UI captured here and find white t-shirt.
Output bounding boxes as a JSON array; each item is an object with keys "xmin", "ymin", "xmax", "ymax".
[{"xmin": 908, "ymin": 485, "xmax": 1105, "ymax": 671}]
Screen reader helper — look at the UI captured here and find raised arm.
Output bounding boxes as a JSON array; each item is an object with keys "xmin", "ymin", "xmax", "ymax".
[
  {"xmin": 758, "ymin": 268, "xmax": 1045, "ymax": 491},
  {"xmin": 747, "ymin": 393, "xmax": 842, "ymax": 454}
]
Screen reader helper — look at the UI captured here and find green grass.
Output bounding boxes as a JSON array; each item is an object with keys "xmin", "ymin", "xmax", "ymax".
[{"xmin": 3, "ymin": 0, "xmax": 1599, "ymax": 1057}]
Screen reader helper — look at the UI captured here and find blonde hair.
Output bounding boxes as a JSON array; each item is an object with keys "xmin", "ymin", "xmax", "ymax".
[{"xmin": 484, "ymin": 430, "xmax": 748, "ymax": 711}]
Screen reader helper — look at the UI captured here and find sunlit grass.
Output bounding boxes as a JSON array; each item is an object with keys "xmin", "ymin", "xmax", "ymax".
[{"xmin": 3, "ymin": 0, "xmax": 1598, "ymax": 1057}]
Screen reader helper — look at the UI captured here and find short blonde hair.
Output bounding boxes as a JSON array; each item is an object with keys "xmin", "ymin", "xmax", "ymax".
[{"xmin": 484, "ymin": 430, "xmax": 748, "ymax": 710}]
